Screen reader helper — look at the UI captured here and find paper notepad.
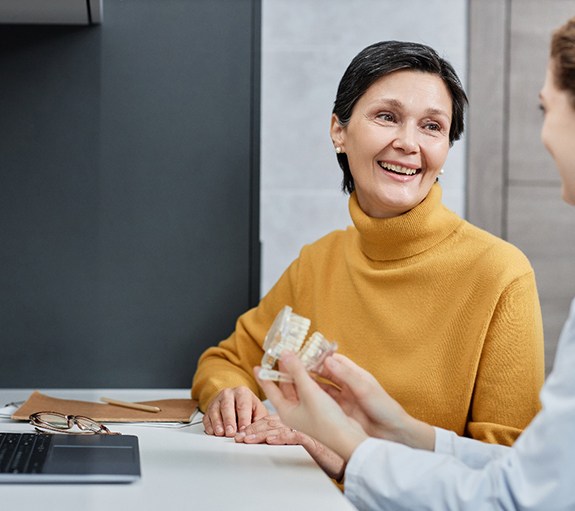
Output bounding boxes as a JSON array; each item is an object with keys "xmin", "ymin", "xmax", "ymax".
[{"xmin": 11, "ymin": 391, "xmax": 198, "ymax": 423}]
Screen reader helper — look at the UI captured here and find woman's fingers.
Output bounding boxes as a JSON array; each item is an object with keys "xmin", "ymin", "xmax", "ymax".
[{"xmin": 234, "ymin": 414, "xmax": 300, "ymax": 444}]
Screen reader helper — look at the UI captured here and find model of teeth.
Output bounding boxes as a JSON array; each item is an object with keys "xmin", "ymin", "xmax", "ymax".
[
  {"xmin": 258, "ymin": 306, "xmax": 338, "ymax": 382},
  {"xmin": 261, "ymin": 305, "xmax": 310, "ymax": 370},
  {"xmin": 379, "ymin": 162, "xmax": 419, "ymax": 175}
]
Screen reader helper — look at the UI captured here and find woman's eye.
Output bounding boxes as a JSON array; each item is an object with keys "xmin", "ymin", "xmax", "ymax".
[
  {"xmin": 377, "ymin": 112, "xmax": 395, "ymax": 122},
  {"xmin": 424, "ymin": 122, "xmax": 441, "ymax": 132}
]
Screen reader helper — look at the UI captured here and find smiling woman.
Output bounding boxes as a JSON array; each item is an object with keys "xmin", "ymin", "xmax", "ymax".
[
  {"xmin": 331, "ymin": 70, "xmax": 452, "ymax": 218},
  {"xmin": 192, "ymin": 40, "xmax": 544, "ymax": 485}
]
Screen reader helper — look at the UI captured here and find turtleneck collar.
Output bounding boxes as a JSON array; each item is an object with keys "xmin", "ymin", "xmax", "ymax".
[{"xmin": 348, "ymin": 183, "xmax": 463, "ymax": 261}]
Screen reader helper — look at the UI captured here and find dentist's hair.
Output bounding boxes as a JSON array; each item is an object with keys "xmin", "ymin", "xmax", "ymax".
[{"xmin": 550, "ymin": 16, "xmax": 575, "ymax": 107}]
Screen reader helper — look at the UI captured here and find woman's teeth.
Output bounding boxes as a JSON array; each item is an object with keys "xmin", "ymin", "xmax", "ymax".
[{"xmin": 379, "ymin": 162, "xmax": 419, "ymax": 175}]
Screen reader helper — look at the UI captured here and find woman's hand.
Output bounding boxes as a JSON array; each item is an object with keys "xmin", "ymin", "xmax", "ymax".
[
  {"xmin": 234, "ymin": 415, "xmax": 346, "ymax": 480},
  {"xmin": 202, "ymin": 386, "xmax": 268, "ymax": 437},
  {"xmin": 254, "ymin": 353, "xmax": 369, "ymax": 462},
  {"xmin": 317, "ymin": 354, "xmax": 435, "ymax": 450}
]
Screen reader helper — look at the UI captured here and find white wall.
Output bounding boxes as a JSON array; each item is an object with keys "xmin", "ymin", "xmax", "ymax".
[{"xmin": 260, "ymin": 0, "xmax": 468, "ymax": 295}]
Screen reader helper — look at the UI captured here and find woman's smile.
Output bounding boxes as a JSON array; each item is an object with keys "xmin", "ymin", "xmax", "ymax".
[{"xmin": 378, "ymin": 160, "xmax": 421, "ymax": 177}]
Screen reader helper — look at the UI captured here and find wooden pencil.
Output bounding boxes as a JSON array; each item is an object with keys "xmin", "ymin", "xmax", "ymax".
[{"xmin": 100, "ymin": 397, "xmax": 161, "ymax": 413}]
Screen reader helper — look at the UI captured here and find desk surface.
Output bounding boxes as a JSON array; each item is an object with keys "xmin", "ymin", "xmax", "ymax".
[{"xmin": 0, "ymin": 389, "xmax": 357, "ymax": 511}]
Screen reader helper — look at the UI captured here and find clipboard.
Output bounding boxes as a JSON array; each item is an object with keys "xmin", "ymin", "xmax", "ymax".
[{"xmin": 11, "ymin": 391, "xmax": 198, "ymax": 423}]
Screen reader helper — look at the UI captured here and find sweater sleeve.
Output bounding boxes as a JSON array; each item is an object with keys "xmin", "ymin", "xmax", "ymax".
[
  {"xmin": 466, "ymin": 271, "xmax": 545, "ymax": 445},
  {"xmin": 191, "ymin": 257, "xmax": 301, "ymax": 411}
]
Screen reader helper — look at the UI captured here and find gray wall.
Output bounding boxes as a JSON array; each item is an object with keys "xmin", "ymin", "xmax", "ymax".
[
  {"xmin": 260, "ymin": 0, "xmax": 468, "ymax": 295},
  {"xmin": 0, "ymin": 0, "xmax": 260, "ymax": 388}
]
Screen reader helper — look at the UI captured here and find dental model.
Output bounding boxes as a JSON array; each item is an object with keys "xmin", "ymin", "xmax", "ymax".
[
  {"xmin": 297, "ymin": 331, "xmax": 338, "ymax": 372},
  {"xmin": 258, "ymin": 306, "xmax": 337, "ymax": 382},
  {"xmin": 260, "ymin": 306, "xmax": 311, "ymax": 370}
]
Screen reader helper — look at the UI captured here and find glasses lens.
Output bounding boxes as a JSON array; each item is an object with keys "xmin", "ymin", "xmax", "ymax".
[
  {"xmin": 74, "ymin": 416, "xmax": 105, "ymax": 433},
  {"xmin": 33, "ymin": 412, "xmax": 71, "ymax": 429}
]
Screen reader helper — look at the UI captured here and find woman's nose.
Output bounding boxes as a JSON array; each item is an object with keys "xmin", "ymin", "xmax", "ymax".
[{"xmin": 392, "ymin": 123, "xmax": 419, "ymax": 153}]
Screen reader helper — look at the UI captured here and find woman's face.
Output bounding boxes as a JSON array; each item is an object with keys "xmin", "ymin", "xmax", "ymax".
[
  {"xmin": 540, "ymin": 61, "xmax": 575, "ymax": 206},
  {"xmin": 331, "ymin": 70, "xmax": 452, "ymax": 218}
]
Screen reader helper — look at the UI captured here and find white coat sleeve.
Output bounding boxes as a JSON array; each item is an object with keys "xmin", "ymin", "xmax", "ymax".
[{"xmin": 434, "ymin": 427, "xmax": 509, "ymax": 469}]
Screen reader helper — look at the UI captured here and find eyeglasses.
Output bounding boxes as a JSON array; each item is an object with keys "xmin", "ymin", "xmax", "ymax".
[{"xmin": 29, "ymin": 411, "xmax": 120, "ymax": 435}]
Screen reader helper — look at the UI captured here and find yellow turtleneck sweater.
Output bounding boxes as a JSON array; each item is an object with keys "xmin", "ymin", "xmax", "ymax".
[{"xmin": 192, "ymin": 184, "xmax": 545, "ymax": 446}]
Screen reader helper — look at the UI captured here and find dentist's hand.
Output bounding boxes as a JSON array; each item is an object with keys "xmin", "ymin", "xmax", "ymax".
[
  {"xmin": 255, "ymin": 353, "xmax": 368, "ymax": 461},
  {"xmin": 316, "ymin": 354, "xmax": 435, "ymax": 450}
]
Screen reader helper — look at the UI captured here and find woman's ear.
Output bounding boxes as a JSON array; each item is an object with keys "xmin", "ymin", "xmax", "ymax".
[{"xmin": 330, "ymin": 113, "xmax": 345, "ymax": 152}]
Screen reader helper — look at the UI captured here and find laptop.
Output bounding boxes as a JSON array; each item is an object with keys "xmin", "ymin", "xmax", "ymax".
[{"xmin": 0, "ymin": 432, "xmax": 141, "ymax": 483}]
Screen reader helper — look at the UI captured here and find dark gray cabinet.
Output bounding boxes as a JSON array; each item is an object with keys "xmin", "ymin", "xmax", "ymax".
[{"xmin": 0, "ymin": 0, "xmax": 260, "ymax": 387}]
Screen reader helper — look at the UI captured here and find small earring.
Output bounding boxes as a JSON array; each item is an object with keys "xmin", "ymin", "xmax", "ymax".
[
  {"xmin": 335, "ymin": 146, "xmax": 342, "ymax": 154},
  {"xmin": 439, "ymin": 168, "xmax": 444, "ymax": 175}
]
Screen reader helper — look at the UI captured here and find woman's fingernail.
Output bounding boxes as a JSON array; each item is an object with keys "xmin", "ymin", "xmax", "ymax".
[{"xmin": 245, "ymin": 434, "xmax": 256, "ymax": 441}]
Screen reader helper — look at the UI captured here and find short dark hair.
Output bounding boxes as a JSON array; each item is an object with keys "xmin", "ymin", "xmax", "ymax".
[{"xmin": 333, "ymin": 40, "xmax": 468, "ymax": 194}]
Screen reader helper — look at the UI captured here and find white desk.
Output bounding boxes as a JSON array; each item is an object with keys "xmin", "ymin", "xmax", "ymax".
[{"xmin": 0, "ymin": 389, "xmax": 357, "ymax": 511}]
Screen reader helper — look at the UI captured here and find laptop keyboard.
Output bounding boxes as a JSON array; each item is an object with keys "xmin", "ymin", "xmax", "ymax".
[{"xmin": 0, "ymin": 433, "xmax": 53, "ymax": 474}]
